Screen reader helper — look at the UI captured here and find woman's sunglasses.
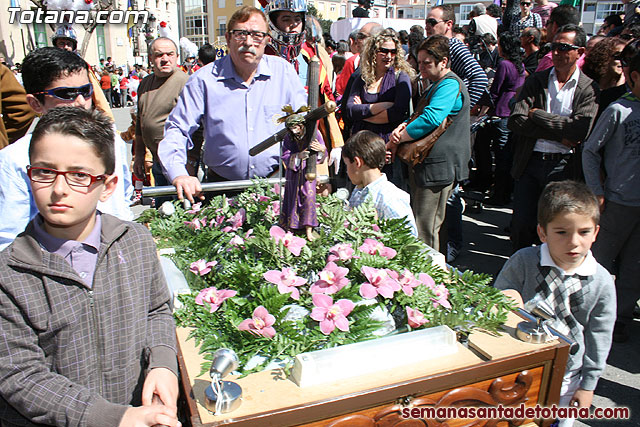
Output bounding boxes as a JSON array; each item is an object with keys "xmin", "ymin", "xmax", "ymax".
[
  {"xmin": 378, "ymin": 47, "xmax": 398, "ymax": 55},
  {"xmin": 34, "ymin": 83, "xmax": 94, "ymax": 101}
]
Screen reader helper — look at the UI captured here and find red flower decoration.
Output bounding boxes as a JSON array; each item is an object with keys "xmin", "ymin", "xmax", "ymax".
[
  {"xmin": 85, "ymin": 0, "xmax": 93, "ymax": 3},
  {"xmin": 160, "ymin": 21, "xmax": 167, "ymax": 28},
  {"xmin": 131, "ymin": 91, "xmax": 137, "ymax": 97}
]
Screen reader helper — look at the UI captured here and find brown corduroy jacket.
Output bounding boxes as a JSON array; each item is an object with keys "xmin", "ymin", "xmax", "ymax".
[{"xmin": 0, "ymin": 214, "xmax": 177, "ymax": 427}]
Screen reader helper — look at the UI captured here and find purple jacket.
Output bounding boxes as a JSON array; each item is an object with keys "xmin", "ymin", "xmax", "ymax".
[{"xmin": 490, "ymin": 59, "xmax": 525, "ymax": 118}]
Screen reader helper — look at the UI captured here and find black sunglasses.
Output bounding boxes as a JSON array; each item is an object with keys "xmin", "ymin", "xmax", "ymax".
[
  {"xmin": 520, "ymin": 2, "xmax": 532, "ymax": 6},
  {"xmin": 33, "ymin": 83, "xmax": 93, "ymax": 101},
  {"xmin": 426, "ymin": 18, "xmax": 446, "ymax": 27},
  {"xmin": 378, "ymin": 47, "xmax": 398, "ymax": 55},
  {"xmin": 551, "ymin": 42, "xmax": 581, "ymax": 52}
]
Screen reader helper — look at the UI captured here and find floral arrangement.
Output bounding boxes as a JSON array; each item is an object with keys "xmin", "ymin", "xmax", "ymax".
[{"xmin": 140, "ymin": 181, "xmax": 514, "ymax": 376}]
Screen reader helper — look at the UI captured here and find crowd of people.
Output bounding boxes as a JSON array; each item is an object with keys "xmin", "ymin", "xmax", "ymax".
[{"xmin": 0, "ymin": 0, "xmax": 639, "ymax": 425}]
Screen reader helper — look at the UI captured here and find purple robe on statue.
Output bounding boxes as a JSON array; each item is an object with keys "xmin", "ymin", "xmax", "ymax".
[{"xmin": 280, "ymin": 130, "xmax": 325, "ymax": 231}]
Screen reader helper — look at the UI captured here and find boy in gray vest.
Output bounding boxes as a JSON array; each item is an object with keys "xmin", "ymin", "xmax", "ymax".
[{"xmin": 495, "ymin": 181, "xmax": 615, "ymax": 426}]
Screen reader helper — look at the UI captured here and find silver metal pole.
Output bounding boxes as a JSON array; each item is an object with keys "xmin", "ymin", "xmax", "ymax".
[{"xmin": 141, "ymin": 175, "xmax": 331, "ymax": 197}]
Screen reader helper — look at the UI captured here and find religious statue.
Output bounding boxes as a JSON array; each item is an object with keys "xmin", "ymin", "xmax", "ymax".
[{"xmin": 279, "ymin": 111, "xmax": 326, "ymax": 241}]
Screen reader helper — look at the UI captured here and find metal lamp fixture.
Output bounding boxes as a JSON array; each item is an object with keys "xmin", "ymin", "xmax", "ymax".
[{"xmin": 204, "ymin": 349, "xmax": 243, "ymax": 414}]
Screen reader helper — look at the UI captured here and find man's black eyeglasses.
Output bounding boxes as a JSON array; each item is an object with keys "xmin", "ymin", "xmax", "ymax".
[
  {"xmin": 229, "ymin": 29, "xmax": 269, "ymax": 43},
  {"xmin": 378, "ymin": 47, "xmax": 398, "ymax": 55},
  {"xmin": 33, "ymin": 83, "xmax": 93, "ymax": 101},
  {"xmin": 425, "ymin": 18, "xmax": 445, "ymax": 27},
  {"xmin": 551, "ymin": 42, "xmax": 581, "ymax": 52},
  {"xmin": 27, "ymin": 166, "xmax": 107, "ymax": 188},
  {"xmin": 520, "ymin": 2, "xmax": 532, "ymax": 6}
]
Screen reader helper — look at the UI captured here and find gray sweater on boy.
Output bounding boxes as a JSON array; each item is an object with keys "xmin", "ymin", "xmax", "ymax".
[
  {"xmin": 494, "ymin": 245, "xmax": 616, "ymax": 391},
  {"xmin": 583, "ymin": 92, "xmax": 640, "ymax": 206}
]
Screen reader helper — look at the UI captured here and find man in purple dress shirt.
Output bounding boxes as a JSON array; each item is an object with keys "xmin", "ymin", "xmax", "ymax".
[{"xmin": 158, "ymin": 6, "xmax": 307, "ymax": 202}]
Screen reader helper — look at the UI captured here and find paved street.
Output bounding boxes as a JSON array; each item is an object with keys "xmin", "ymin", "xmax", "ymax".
[{"xmin": 112, "ymin": 107, "xmax": 639, "ymax": 425}]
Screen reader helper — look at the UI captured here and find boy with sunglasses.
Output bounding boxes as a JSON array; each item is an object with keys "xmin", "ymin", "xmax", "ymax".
[
  {"xmin": 583, "ymin": 51, "xmax": 640, "ymax": 343},
  {"xmin": 0, "ymin": 47, "xmax": 133, "ymax": 250},
  {"xmin": 0, "ymin": 107, "xmax": 179, "ymax": 427}
]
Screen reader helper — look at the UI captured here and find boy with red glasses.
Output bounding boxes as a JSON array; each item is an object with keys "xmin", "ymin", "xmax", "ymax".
[
  {"xmin": 0, "ymin": 107, "xmax": 179, "ymax": 427},
  {"xmin": 0, "ymin": 47, "xmax": 133, "ymax": 250}
]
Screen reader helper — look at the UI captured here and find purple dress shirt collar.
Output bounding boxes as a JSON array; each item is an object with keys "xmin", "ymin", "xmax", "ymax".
[{"xmin": 32, "ymin": 212, "xmax": 102, "ymax": 287}]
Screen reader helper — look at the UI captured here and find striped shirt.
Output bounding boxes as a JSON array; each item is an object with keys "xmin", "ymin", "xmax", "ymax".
[{"xmin": 448, "ymin": 38, "xmax": 488, "ymax": 108}]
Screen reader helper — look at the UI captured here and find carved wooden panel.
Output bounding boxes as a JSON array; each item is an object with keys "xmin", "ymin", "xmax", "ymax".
[{"xmin": 310, "ymin": 367, "xmax": 543, "ymax": 427}]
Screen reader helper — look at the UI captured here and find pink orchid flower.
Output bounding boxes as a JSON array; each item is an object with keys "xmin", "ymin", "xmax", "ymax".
[
  {"xmin": 210, "ymin": 215, "xmax": 225, "ymax": 228},
  {"xmin": 431, "ymin": 284, "xmax": 452, "ymax": 309},
  {"xmin": 327, "ymin": 243, "xmax": 355, "ymax": 262},
  {"xmin": 268, "ymin": 200, "xmax": 281, "ymax": 217},
  {"xmin": 310, "ymin": 262, "xmax": 350, "ymax": 294},
  {"xmin": 372, "ymin": 224, "xmax": 381, "ymax": 232},
  {"xmin": 263, "ymin": 267, "xmax": 307, "ymax": 300},
  {"xmin": 359, "ymin": 238, "xmax": 397, "ymax": 259},
  {"xmin": 222, "ymin": 208, "xmax": 246, "ymax": 232},
  {"xmin": 310, "ymin": 294, "xmax": 355, "ymax": 335},
  {"xmin": 406, "ymin": 306, "xmax": 428, "ymax": 328},
  {"xmin": 238, "ymin": 306, "xmax": 276, "ymax": 338},
  {"xmin": 272, "ymin": 183, "xmax": 281, "ymax": 195},
  {"xmin": 245, "ymin": 229, "xmax": 254, "ymax": 239},
  {"xmin": 388, "ymin": 269, "xmax": 421, "ymax": 296},
  {"xmin": 269, "ymin": 225, "xmax": 306, "ymax": 256},
  {"xmin": 186, "ymin": 202, "xmax": 202, "ymax": 214},
  {"xmin": 184, "ymin": 217, "xmax": 205, "ymax": 231},
  {"xmin": 359, "ymin": 266, "xmax": 400, "ymax": 299},
  {"xmin": 189, "ymin": 259, "xmax": 218, "ymax": 276},
  {"xmin": 418, "ymin": 273, "xmax": 436, "ymax": 290},
  {"xmin": 229, "ymin": 235, "xmax": 244, "ymax": 247},
  {"xmin": 195, "ymin": 287, "xmax": 237, "ymax": 313}
]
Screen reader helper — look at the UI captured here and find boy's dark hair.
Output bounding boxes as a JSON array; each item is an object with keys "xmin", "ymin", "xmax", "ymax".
[
  {"xmin": 342, "ymin": 130, "xmax": 386, "ymax": 170},
  {"xmin": 537, "ymin": 181, "xmax": 599, "ymax": 228},
  {"xmin": 198, "ymin": 43, "xmax": 217, "ymax": 65},
  {"xmin": 22, "ymin": 47, "xmax": 88, "ymax": 103},
  {"xmin": 555, "ymin": 24, "xmax": 587, "ymax": 47},
  {"xmin": 549, "ymin": 5, "xmax": 580, "ymax": 28},
  {"xmin": 30, "ymin": 107, "xmax": 116, "ymax": 175}
]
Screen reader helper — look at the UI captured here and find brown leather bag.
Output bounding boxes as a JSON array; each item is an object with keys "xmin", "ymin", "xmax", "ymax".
[
  {"xmin": 396, "ymin": 77, "xmax": 460, "ymax": 167},
  {"xmin": 395, "ymin": 117, "xmax": 452, "ymax": 167}
]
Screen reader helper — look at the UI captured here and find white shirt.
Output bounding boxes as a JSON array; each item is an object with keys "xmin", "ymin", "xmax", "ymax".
[{"xmin": 534, "ymin": 67, "xmax": 581, "ymax": 154}]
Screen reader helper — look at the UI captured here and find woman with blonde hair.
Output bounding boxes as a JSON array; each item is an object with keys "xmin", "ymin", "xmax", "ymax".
[{"xmin": 345, "ymin": 28, "xmax": 415, "ymax": 187}]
